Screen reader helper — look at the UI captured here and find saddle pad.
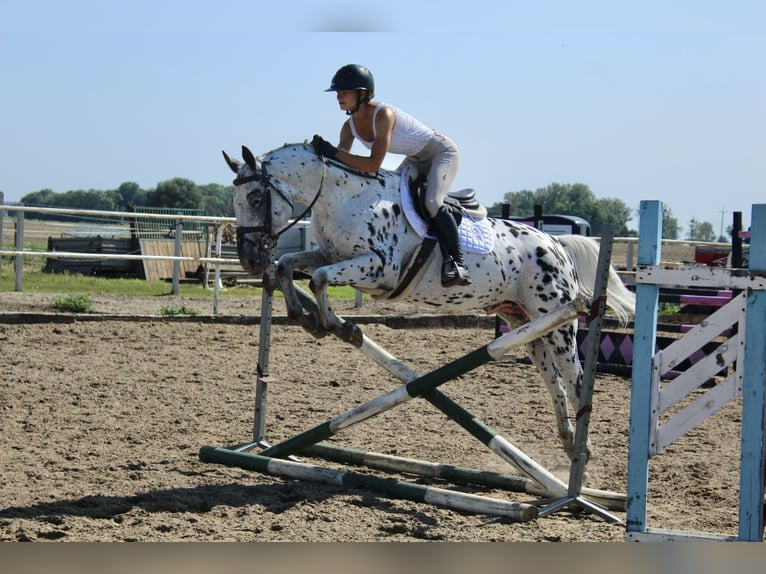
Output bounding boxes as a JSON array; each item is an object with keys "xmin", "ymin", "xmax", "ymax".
[{"xmin": 400, "ymin": 168, "xmax": 494, "ymax": 255}]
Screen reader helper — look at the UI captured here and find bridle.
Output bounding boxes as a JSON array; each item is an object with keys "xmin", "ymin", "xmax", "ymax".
[{"xmin": 234, "ymin": 157, "xmax": 327, "ymax": 253}]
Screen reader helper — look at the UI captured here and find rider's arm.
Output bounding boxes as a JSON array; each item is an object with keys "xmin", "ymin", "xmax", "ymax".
[
  {"xmin": 335, "ymin": 107, "xmax": 394, "ymax": 173},
  {"xmin": 338, "ymin": 121, "xmax": 354, "ymax": 153}
]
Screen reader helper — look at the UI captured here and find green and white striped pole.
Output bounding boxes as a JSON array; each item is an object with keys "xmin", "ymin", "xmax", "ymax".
[
  {"xmin": 287, "ymin": 286, "xmax": 626, "ymax": 508},
  {"xmin": 258, "ymin": 297, "xmax": 587, "ymax": 462},
  {"xmin": 199, "ymin": 445, "xmax": 538, "ymax": 522}
]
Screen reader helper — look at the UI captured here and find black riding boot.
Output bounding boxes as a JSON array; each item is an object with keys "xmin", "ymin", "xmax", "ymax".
[{"xmin": 432, "ymin": 206, "xmax": 472, "ymax": 287}]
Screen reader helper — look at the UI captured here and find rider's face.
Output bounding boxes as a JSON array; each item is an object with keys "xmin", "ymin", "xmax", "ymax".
[{"xmin": 336, "ymin": 89, "xmax": 358, "ymax": 112}]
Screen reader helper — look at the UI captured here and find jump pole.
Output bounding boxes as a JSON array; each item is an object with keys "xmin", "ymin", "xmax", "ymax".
[
  {"xmin": 200, "ymin": 294, "xmax": 623, "ymax": 516},
  {"xmin": 205, "ymin": 238, "xmax": 625, "ymax": 518},
  {"xmin": 250, "ymin": 296, "xmax": 627, "ymax": 518},
  {"xmin": 201, "ymin": 301, "xmax": 581, "ymax": 522},
  {"xmin": 252, "ymin": 255, "xmax": 277, "ymax": 445},
  {"xmin": 288, "ymin": 280, "xmax": 625, "ymax": 513},
  {"xmin": 199, "ymin": 446, "xmax": 537, "ymax": 522},
  {"xmin": 299, "ymin": 442, "xmax": 625, "ymax": 511}
]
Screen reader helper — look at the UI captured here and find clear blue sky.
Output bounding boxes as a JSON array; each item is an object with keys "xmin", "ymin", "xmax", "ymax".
[{"xmin": 1, "ymin": 0, "xmax": 763, "ymax": 234}]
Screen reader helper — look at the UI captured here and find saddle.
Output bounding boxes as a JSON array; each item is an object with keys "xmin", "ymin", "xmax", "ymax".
[
  {"xmin": 405, "ymin": 167, "xmax": 488, "ymax": 226},
  {"xmin": 381, "ymin": 167, "xmax": 493, "ymax": 301}
]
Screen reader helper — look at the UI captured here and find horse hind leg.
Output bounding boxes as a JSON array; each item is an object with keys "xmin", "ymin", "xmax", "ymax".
[
  {"xmin": 499, "ymin": 311, "xmax": 578, "ymax": 462},
  {"xmin": 525, "ymin": 338, "xmax": 577, "ymax": 461},
  {"xmin": 547, "ymin": 321, "xmax": 593, "ymax": 462}
]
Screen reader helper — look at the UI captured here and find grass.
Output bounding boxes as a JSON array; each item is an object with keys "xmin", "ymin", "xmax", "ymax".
[
  {"xmin": 659, "ymin": 303, "xmax": 682, "ymax": 316},
  {"xmin": 51, "ymin": 294, "xmax": 93, "ymax": 313},
  {"xmin": 0, "ymin": 264, "xmax": 364, "ymax": 301},
  {"xmin": 159, "ymin": 305, "xmax": 201, "ymax": 316}
]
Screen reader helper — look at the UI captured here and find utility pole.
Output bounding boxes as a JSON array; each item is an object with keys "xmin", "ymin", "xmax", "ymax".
[{"xmin": 720, "ymin": 206, "xmax": 726, "ymax": 241}]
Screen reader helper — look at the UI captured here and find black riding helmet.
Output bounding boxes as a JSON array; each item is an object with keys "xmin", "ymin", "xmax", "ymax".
[
  {"xmin": 325, "ymin": 64, "xmax": 375, "ymax": 93},
  {"xmin": 326, "ymin": 65, "xmax": 374, "ymax": 115}
]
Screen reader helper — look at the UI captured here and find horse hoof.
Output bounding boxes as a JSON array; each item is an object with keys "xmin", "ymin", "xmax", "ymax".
[
  {"xmin": 335, "ymin": 321, "xmax": 363, "ymax": 348},
  {"xmin": 300, "ymin": 313, "xmax": 329, "ymax": 339}
]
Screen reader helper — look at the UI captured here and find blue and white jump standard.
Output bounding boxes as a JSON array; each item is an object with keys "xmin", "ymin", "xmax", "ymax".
[{"xmin": 626, "ymin": 200, "xmax": 766, "ymax": 542}]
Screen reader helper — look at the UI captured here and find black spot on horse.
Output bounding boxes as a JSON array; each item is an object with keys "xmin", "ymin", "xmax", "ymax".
[{"xmin": 537, "ymin": 259, "xmax": 557, "ymax": 274}]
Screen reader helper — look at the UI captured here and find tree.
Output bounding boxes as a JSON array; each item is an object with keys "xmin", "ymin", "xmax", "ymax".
[
  {"xmin": 488, "ymin": 182, "xmax": 634, "ymax": 236},
  {"xmin": 146, "ymin": 178, "xmax": 202, "ymax": 210},
  {"xmin": 591, "ymin": 197, "xmax": 633, "ymax": 236},
  {"xmin": 662, "ymin": 205, "xmax": 680, "ymax": 240},
  {"xmin": 59, "ymin": 189, "xmax": 117, "ymax": 211},
  {"xmin": 487, "ymin": 189, "xmax": 536, "ymax": 217},
  {"xmin": 16, "ymin": 178, "xmax": 234, "ymax": 218},
  {"xmin": 198, "ymin": 183, "xmax": 235, "ymax": 217},
  {"xmin": 115, "ymin": 182, "xmax": 146, "ymax": 209},
  {"xmin": 19, "ymin": 188, "xmax": 56, "ymax": 205},
  {"xmin": 686, "ymin": 218, "xmax": 717, "ymax": 242}
]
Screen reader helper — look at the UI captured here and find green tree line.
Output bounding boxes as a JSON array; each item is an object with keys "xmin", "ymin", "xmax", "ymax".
[
  {"xmin": 18, "ymin": 178, "xmax": 235, "ymax": 220},
  {"xmin": 487, "ymin": 182, "xmax": 638, "ymax": 237},
  {"xmin": 488, "ymin": 183, "xmax": 728, "ymax": 241}
]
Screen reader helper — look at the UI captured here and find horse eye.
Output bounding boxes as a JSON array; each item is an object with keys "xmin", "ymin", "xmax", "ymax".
[{"xmin": 247, "ymin": 191, "xmax": 261, "ymax": 208}]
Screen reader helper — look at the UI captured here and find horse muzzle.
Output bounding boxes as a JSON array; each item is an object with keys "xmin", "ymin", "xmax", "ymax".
[{"xmin": 236, "ymin": 230, "xmax": 275, "ymax": 276}]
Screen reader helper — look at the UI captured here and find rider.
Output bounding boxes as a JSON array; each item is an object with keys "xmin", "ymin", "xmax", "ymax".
[{"xmin": 313, "ymin": 64, "xmax": 471, "ymax": 288}]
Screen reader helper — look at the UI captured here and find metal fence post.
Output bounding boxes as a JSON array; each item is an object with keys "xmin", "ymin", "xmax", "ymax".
[
  {"xmin": 172, "ymin": 216, "xmax": 182, "ymax": 295},
  {"xmin": 0, "ymin": 191, "xmax": 4, "ymax": 292},
  {"xmin": 14, "ymin": 204, "xmax": 24, "ymax": 292}
]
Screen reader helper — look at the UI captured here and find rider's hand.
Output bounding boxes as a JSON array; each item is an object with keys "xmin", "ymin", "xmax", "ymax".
[{"xmin": 312, "ymin": 134, "xmax": 338, "ymax": 159}]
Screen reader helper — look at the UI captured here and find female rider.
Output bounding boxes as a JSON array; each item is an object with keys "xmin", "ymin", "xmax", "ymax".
[{"xmin": 312, "ymin": 64, "xmax": 471, "ymax": 288}]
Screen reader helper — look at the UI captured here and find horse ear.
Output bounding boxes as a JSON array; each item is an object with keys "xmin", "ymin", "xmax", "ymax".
[
  {"xmin": 242, "ymin": 146, "xmax": 257, "ymax": 170},
  {"xmin": 222, "ymin": 150, "xmax": 241, "ymax": 174}
]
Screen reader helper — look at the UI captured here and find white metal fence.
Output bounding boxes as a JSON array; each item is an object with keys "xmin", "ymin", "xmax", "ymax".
[{"xmin": 0, "ymin": 201, "xmax": 312, "ymax": 314}]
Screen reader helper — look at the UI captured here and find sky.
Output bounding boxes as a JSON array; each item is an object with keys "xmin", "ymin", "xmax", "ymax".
[{"xmin": 1, "ymin": 0, "xmax": 763, "ymax": 235}]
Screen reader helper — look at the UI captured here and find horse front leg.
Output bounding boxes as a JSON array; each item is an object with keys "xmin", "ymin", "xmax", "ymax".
[
  {"xmin": 276, "ymin": 250, "xmax": 332, "ymax": 338},
  {"xmin": 308, "ymin": 266, "xmax": 364, "ymax": 347},
  {"xmin": 308, "ymin": 254, "xmax": 394, "ymax": 347}
]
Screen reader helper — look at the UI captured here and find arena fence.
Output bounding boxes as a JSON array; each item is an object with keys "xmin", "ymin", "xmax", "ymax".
[{"xmin": 0, "ymin": 202, "xmax": 309, "ymax": 314}]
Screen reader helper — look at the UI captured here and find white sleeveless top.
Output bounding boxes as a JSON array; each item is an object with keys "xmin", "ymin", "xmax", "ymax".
[{"xmin": 348, "ymin": 103, "xmax": 434, "ymax": 156}]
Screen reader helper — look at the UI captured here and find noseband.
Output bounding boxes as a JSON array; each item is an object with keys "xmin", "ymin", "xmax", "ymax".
[{"xmin": 234, "ymin": 158, "xmax": 327, "ymax": 254}]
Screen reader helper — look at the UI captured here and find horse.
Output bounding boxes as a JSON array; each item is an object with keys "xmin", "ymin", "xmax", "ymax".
[{"xmin": 223, "ymin": 141, "xmax": 635, "ymax": 461}]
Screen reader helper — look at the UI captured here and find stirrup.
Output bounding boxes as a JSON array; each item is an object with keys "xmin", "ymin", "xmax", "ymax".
[{"xmin": 441, "ymin": 258, "xmax": 472, "ymax": 288}]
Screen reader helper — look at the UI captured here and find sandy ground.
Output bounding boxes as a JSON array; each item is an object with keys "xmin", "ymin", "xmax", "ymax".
[{"xmin": 0, "ymin": 291, "xmax": 747, "ymax": 542}]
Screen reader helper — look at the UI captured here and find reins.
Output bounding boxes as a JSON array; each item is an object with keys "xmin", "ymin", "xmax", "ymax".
[{"xmin": 235, "ymin": 153, "xmax": 327, "ymax": 252}]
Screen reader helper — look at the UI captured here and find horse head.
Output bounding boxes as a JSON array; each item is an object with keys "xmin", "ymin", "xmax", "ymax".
[{"xmin": 223, "ymin": 145, "xmax": 296, "ymax": 276}]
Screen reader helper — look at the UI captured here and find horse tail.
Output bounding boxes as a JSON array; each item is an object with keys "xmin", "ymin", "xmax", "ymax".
[{"xmin": 557, "ymin": 234, "xmax": 636, "ymax": 326}]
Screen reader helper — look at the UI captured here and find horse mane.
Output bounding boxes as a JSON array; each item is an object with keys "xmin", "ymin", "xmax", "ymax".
[
  {"xmin": 326, "ymin": 158, "xmax": 388, "ymax": 182},
  {"xmin": 268, "ymin": 141, "xmax": 394, "ymax": 184}
]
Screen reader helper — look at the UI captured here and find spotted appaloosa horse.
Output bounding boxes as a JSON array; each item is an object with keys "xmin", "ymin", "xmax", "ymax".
[{"xmin": 224, "ymin": 142, "xmax": 635, "ymax": 460}]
